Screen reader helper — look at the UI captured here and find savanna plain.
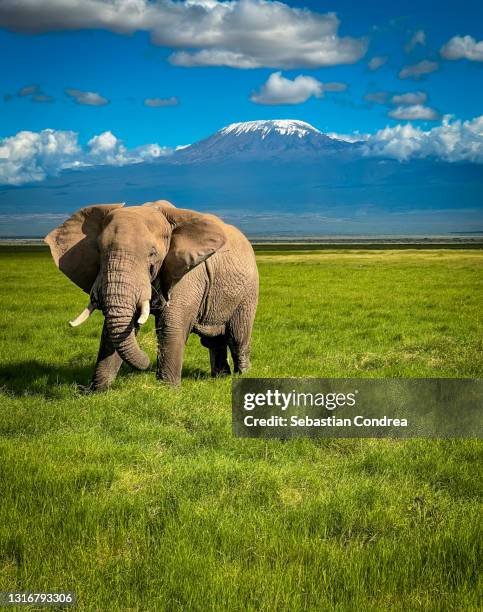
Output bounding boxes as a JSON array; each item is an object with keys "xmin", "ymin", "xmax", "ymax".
[{"xmin": 0, "ymin": 246, "xmax": 481, "ymax": 611}]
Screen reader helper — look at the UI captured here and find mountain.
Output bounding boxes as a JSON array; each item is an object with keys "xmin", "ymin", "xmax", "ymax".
[
  {"xmin": 173, "ymin": 119, "xmax": 355, "ymax": 162},
  {"xmin": 0, "ymin": 119, "xmax": 482, "ymax": 236}
]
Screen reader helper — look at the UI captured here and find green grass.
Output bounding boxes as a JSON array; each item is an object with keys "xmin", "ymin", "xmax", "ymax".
[{"xmin": 0, "ymin": 248, "xmax": 482, "ymax": 611}]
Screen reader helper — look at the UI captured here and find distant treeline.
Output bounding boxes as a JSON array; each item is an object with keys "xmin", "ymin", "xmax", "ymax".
[{"xmin": 1, "ymin": 242, "xmax": 482, "ymax": 254}]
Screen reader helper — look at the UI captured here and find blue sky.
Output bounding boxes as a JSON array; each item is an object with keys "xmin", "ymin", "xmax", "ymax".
[
  {"xmin": 1, "ymin": 0, "xmax": 482, "ymax": 150},
  {"xmin": 0, "ymin": 0, "xmax": 482, "ymax": 236}
]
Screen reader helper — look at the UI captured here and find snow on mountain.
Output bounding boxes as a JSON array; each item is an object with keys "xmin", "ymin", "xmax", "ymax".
[
  {"xmin": 173, "ymin": 119, "xmax": 353, "ymax": 163},
  {"xmin": 219, "ymin": 119, "xmax": 320, "ymax": 139}
]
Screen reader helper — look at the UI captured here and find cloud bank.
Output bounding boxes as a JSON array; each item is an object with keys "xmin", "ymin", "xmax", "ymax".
[
  {"xmin": 0, "ymin": 129, "xmax": 170, "ymax": 185},
  {"xmin": 0, "ymin": 0, "xmax": 368, "ymax": 69},
  {"xmin": 440, "ymin": 35, "xmax": 483, "ymax": 62},
  {"xmin": 359, "ymin": 115, "xmax": 483, "ymax": 162},
  {"xmin": 2, "ymin": 116, "xmax": 482, "ymax": 186}
]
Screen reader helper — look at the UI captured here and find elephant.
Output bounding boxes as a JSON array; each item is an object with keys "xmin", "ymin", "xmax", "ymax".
[{"xmin": 44, "ymin": 200, "xmax": 259, "ymax": 390}]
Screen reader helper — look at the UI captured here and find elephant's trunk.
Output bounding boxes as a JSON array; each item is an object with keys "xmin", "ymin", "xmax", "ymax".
[{"xmin": 102, "ymin": 252, "xmax": 150, "ymax": 371}]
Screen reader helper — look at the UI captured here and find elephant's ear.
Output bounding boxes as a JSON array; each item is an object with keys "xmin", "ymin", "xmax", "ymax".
[
  {"xmin": 160, "ymin": 208, "xmax": 226, "ymax": 299},
  {"xmin": 44, "ymin": 203, "xmax": 124, "ymax": 293}
]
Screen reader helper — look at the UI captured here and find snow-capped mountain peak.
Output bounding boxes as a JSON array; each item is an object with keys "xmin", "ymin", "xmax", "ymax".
[
  {"xmin": 174, "ymin": 118, "xmax": 354, "ymax": 163},
  {"xmin": 220, "ymin": 119, "xmax": 321, "ymax": 139}
]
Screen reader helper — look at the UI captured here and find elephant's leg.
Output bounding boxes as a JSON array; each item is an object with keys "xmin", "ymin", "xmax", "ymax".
[
  {"xmin": 200, "ymin": 335, "xmax": 231, "ymax": 377},
  {"xmin": 90, "ymin": 321, "xmax": 123, "ymax": 391},
  {"xmin": 227, "ymin": 299, "xmax": 256, "ymax": 374},
  {"xmin": 210, "ymin": 343, "xmax": 231, "ymax": 377},
  {"xmin": 155, "ymin": 314, "xmax": 188, "ymax": 385}
]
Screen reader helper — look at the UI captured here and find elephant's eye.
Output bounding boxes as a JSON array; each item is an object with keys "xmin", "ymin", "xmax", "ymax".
[{"xmin": 149, "ymin": 247, "xmax": 158, "ymax": 258}]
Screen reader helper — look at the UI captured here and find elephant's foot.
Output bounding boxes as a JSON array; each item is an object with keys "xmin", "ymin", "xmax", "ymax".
[
  {"xmin": 211, "ymin": 363, "xmax": 231, "ymax": 377},
  {"xmin": 156, "ymin": 357, "xmax": 182, "ymax": 386},
  {"xmin": 90, "ymin": 367, "xmax": 120, "ymax": 392},
  {"xmin": 76, "ymin": 380, "xmax": 109, "ymax": 394},
  {"xmin": 232, "ymin": 354, "xmax": 250, "ymax": 375},
  {"xmin": 155, "ymin": 328, "xmax": 186, "ymax": 387},
  {"xmin": 156, "ymin": 370, "xmax": 181, "ymax": 386},
  {"xmin": 77, "ymin": 382, "xmax": 95, "ymax": 395},
  {"xmin": 226, "ymin": 300, "xmax": 256, "ymax": 376},
  {"xmin": 83, "ymin": 378, "xmax": 112, "ymax": 393}
]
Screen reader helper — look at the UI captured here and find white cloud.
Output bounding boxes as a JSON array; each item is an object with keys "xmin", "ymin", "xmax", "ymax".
[
  {"xmin": 170, "ymin": 49, "xmax": 262, "ymax": 69},
  {"xmin": 440, "ymin": 35, "xmax": 483, "ymax": 62},
  {"xmin": 326, "ymin": 131, "xmax": 367, "ymax": 143},
  {"xmin": 368, "ymin": 56, "xmax": 388, "ymax": 71},
  {"xmin": 87, "ymin": 131, "xmax": 126, "ymax": 164},
  {"xmin": 404, "ymin": 29, "xmax": 425, "ymax": 53},
  {"xmin": 87, "ymin": 131, "xmax": 169, "ymax": 164},
  {"xmin": 249, "ymin": 74, "xmax": 346, "ymax": 106},
  {"xmin": 324, "ymin": 82, "xmax": 347, "ymax": 92},
  {"xmin": 0, "ymin": 129, "xmax": 171, "ymax": 185},
  {"xmin": 0, "ymin": 130, "xmax": 81, "ymax": 185},
  {"xmin": 391, "ymin": 91, "xmax": 427, "ymax": 105},
  {"xmin": 144, "ymin": 96, "xmax": 179, "ymax": 107},
  {"xmin": 399, "ymin": 60, "xmax": 438, "ymax": 79},
  {"xmin": 360, "ymin": 115, "xmax": 483, "ymax": 162},
  {"xmin": 32, "ymin": 93, "xmax": 54, "ymax": 103},
  {"xmin": 250, "ymin": 72, "xmax": 323, "ymax": 105},
  {"xmin": 364, "ymin": 91, "xmax": 388, "ymax": 104},
  {"xmin": 389, "ymin": 104, "xmax": 439, "ymax": 121},
  {"xmin": 0, "ymin": 0, "xmax": 368, "ymax": 69},
  {"xmin": 16, "ymin": 84, "xmax": 55, "ymax": 103},
  {"xmin": 18, "ymin": 85, "xmax": 38, "ymax": 97},
  {"xmin": 66, "ymin": 88, "xmax": 109, "ymax": 106}
]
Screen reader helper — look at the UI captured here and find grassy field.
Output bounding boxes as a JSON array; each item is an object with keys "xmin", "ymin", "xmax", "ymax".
[{"xmin": 0, "ymin": 247, "xmax": 482, "ymax": 611}]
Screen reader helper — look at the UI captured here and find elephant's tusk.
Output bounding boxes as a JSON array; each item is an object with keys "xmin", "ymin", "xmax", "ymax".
[
  {"xmin": 137, "ymin": 300, "xmax": 150, "ymax": 325},
  {"xmin": 69, "ymin": 303, "xmax": 95, "ymax": 327}
]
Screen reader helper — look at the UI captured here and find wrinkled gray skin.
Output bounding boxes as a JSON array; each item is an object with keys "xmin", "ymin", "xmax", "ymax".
[{"xmin": 45, "ymin": 200, "xmax": 258, "ymax": 390}]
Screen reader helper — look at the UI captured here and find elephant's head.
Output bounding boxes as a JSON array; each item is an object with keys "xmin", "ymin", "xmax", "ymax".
[{"xmin": 45, "ymin": 200, "xmax": 226, "ymax": 371}]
